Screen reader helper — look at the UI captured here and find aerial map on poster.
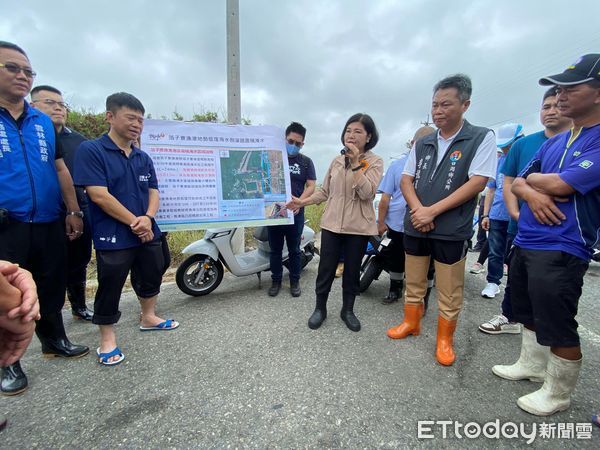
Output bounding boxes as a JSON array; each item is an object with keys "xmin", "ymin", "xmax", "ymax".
[{"xmin": 141, "ymin": 120, "xmax": 293, "ymax": 231}]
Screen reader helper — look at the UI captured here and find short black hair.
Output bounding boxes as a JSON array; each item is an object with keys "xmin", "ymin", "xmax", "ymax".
[
  {"xmin": 434, "ymin": 74, "xmax": 472, "ymax": 103},
  {"xmin": 0, "ymin": 41, "xmax": 28, "ymax": 58},
  {"xmin": 285, "ymin": 122, "xmax": 306, "ymax": 139},
  {"xmin": 341, "ymin": 113, "xmax": 379, "ymax": 151},
  {"xmin": 106, "ymin": 92, "xmax": 145, "ymax": 115},
  {"xmin": 542, "ymin": 86, "xmax": 558, "ymax": 101},
  {"xmin": 31, "ymin": 85, "xmax": 62, "ymax": 97}
]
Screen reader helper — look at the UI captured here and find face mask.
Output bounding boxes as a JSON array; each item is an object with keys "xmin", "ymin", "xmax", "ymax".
[{"xmin": 286, "ymin": 143, "xmax": 300, "ymax": 156}]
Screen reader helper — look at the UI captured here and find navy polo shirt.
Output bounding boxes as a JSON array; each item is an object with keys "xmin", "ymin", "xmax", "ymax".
[
  {"xmin": 73, "ymin": 134, "xmax": 161, "ymax": 250},
  {"xmin": 514, "ymin": 125, "xmax": 600, "ymax": 261}
]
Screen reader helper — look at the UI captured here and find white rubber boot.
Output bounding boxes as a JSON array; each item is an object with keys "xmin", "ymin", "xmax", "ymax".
[
  {"xmin": 517, "ymin": 353, "xmax": 582, "ymax": 416},
  {"xmin": 492, "ymin": 328, "xmax": 549, "ymax": 382}
]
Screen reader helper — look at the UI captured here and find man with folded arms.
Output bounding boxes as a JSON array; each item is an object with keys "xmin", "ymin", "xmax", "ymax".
[{"xmin": 493, "ymin": 54, "xmax": 600, "ymax": 416}]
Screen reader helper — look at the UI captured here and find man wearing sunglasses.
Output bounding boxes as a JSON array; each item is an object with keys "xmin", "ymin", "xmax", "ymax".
[
  {"xmin": 30, "ymin": 85, "xmax": 94, "ymax": 322},
  {"xmin": 267, "ymin": 122, "xmax": 316, "ymax": 297},
  {"xmin": 0, "ymin": 41, "xmax": 89, "ymax": 396}
]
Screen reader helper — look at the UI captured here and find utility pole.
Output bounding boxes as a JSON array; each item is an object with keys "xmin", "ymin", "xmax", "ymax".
[
  {"xmin": 226, "ymin": 0, "xmax": 245, "ymax": 253},
  {"xmin": 226, "ymin": 0, "xmax": 241, "ymax": 124}
]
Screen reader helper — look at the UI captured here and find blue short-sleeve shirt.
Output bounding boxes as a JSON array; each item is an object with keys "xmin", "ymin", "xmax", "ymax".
[
  {"xmin": 501, "ymin": 131, "xmax": 548, "ymax": 234},
  {"xmin": 514, "ymin": 125, "xmax": 600, "ymax": 261},
  {"xmin": 73, "ymin": 134, "xmax": 161, "ymax": 250},
  {"xmin": 379, "ymin": 154, "xmax": 408, "ymax": 232},
  {"xmin": 487, "ymin": 153, "xmax": 510, "ymax": 222}
]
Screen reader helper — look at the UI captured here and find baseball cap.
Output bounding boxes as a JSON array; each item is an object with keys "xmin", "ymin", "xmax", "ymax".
[
  {"xmin": 539, "ymin": 54, "xmax": 600, "ymax": 86},
  {"xmin": 496, "ymin": 123, "xmax": 523, "ymax": 148}
]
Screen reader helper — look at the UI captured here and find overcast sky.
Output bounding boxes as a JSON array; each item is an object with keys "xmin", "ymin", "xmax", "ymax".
[{"xmin": 3, "ymin": 0, "xmax": 599, "ymax": 178}]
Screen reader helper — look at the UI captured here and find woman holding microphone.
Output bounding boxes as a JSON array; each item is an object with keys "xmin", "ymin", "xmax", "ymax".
[{"xmin": 288, "ymin": 113, "xmax": 383, "ymax": 332}]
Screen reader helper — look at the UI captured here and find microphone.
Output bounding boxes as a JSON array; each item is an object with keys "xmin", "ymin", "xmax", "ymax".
[{"xmin": 340, "ymin": 146, "xmax": 348, "ymax": 155}]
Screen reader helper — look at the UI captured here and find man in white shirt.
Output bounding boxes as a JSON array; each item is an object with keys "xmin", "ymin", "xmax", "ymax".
[{"xmin": 387, "ymin": 74, "xmax": 497, "ymax": 366}]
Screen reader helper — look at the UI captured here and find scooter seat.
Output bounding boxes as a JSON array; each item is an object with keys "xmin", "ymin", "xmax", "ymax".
[{"xmin": 253, "ymin": 226, "xmax": 269, "ymax": 242}]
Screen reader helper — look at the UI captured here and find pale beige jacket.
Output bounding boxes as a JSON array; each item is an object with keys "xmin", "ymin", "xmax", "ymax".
[{"xmin": 309, "ymin": 150, "xmax": 383, "ymax": 236}]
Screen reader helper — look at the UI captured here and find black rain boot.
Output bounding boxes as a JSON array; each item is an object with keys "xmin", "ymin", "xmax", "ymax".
[
  {"xmin": 268, "ymin": 281, "xmax": 281, "ymax": 297},
  {"xmin": 382, "ymin": 279, "xmax": 403, "ymax": 305},
  {"xmin": 290, "ymin": 280, "xmax": 301, "ymax": 297},
  {"xmin": 35, "ymin": 313, "xmax": 90, "ymax": 358},
  {"xmin": 1, "ymin": 361, "xmax": 28, "ymax": 396},
  {"xmin": 67, "ymin": 282, "xmax": 93, "ymax": 321},
  {"xmin": 341, "ymin": 293, "xmax": 361, "ymax": 332},
  {"xmin": 308, "ymin": 294, "xmax": 328, "ymax": 329}
]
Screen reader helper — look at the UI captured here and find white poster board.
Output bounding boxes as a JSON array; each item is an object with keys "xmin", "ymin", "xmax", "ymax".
[{"xmin": 141, "ymin": 120, "xmax": 293, "ymax": 231}]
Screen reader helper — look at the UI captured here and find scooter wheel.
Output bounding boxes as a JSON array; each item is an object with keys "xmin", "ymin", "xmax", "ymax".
[
  {"xmin": 176, "ymin": 254, "xmax": 224, "ymax": 296},
  {"xmin": 359, "ymin": 256, "xmax": 383, "ymax": 293}
]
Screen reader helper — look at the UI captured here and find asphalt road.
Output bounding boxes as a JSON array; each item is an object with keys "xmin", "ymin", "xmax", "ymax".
[{"xmin": 1, "ymin": 252, "xmax": 599, "ymax": 448}]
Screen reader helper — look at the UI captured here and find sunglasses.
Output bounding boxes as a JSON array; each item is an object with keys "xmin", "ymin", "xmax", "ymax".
[
  {"xmin": 0, "ymin": 62, "xmax": 36, "ymax": 79},
  {"xmin": 286, "ymin": 138, "xmax": 304, "ymax": 147}
]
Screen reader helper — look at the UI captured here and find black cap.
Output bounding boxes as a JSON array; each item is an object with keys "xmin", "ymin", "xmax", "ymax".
[{"xmin": 539, "ymin": 54, "xmax": 600, "ymax": 86}]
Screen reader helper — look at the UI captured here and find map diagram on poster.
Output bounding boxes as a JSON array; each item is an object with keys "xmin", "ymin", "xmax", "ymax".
[{"xmin": 141, "ymin": 120, "xmax": 293, "ymax": 231}]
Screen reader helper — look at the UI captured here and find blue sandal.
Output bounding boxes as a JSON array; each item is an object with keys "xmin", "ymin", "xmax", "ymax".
[
  {"xmin": 139, "ymin": 319, "xmax": 179, "ymax": 331},
  {"xmin": 96, "ymin": 347, "xmax": 125, "ymax": 366}
]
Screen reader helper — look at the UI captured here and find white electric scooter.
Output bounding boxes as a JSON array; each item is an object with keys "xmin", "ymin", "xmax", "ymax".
[{"xmin": 175, "ymin": 224, "xmax": 316, "ymax": 296}]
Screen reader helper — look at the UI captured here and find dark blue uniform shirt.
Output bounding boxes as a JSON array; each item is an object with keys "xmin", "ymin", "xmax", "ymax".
[
  {"xmin": 515, "ymin": 125, "xmax": 600, "ymax": 261},
  {"xmin": 73, "ymin": 134, "xmax": 160, "ymax": 250}
]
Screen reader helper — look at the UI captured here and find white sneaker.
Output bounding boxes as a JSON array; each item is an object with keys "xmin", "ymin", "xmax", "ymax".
[
  {"xmin": 470, "ymin": 262, "xmax": 485, "ymax": 274},
  {"xmin": 479, "ymin": 315, "xmax": 522, "ymax": 334},
  {"xmin": 481, "ymin": 282, "xmax": 500, "ymax": 298}
]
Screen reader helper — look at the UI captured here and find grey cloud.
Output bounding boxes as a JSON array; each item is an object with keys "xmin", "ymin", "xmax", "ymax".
[{"xmin": 4, "ymin": 0, "xmax": 600, "ymax": 177}]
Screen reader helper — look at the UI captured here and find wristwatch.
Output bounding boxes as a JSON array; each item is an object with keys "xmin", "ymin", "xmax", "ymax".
[{"xmin": 68, "ymin": 211, "xmax": 84, "ymax": 218}]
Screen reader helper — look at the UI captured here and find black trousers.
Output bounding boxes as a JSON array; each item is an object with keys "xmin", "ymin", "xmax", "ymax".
[
  {"xmin": 384, "ymin": 229, "xmax": 436, "ymax": 280},
  {"xmin": 383, "ymin": 227, "xmax": 406, "ymax": 275},
  {"xmin": 404, "ymin": 235, "xmax": 467, "ymax": 264},
  {"xmin": 316, "ymin": 229, "xmax": 368, "ymax": 297},
  {"xmin": 475, "ymin": 195, "xmax": 487, "ymax": 247},
  {"xmin": 65, "ymin": 212, "xmax": 92, "ymax": 286},
  {"xmin": 0, "ymin": 220, "xmax": 67, "ymax": 316},
  {"xmin": 93, "ymin": 241, "xmax": 165, "ymax": 325},
  {"xmin": 509, "ymin": 246, "xmax": 588, "ymax": 347}
]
